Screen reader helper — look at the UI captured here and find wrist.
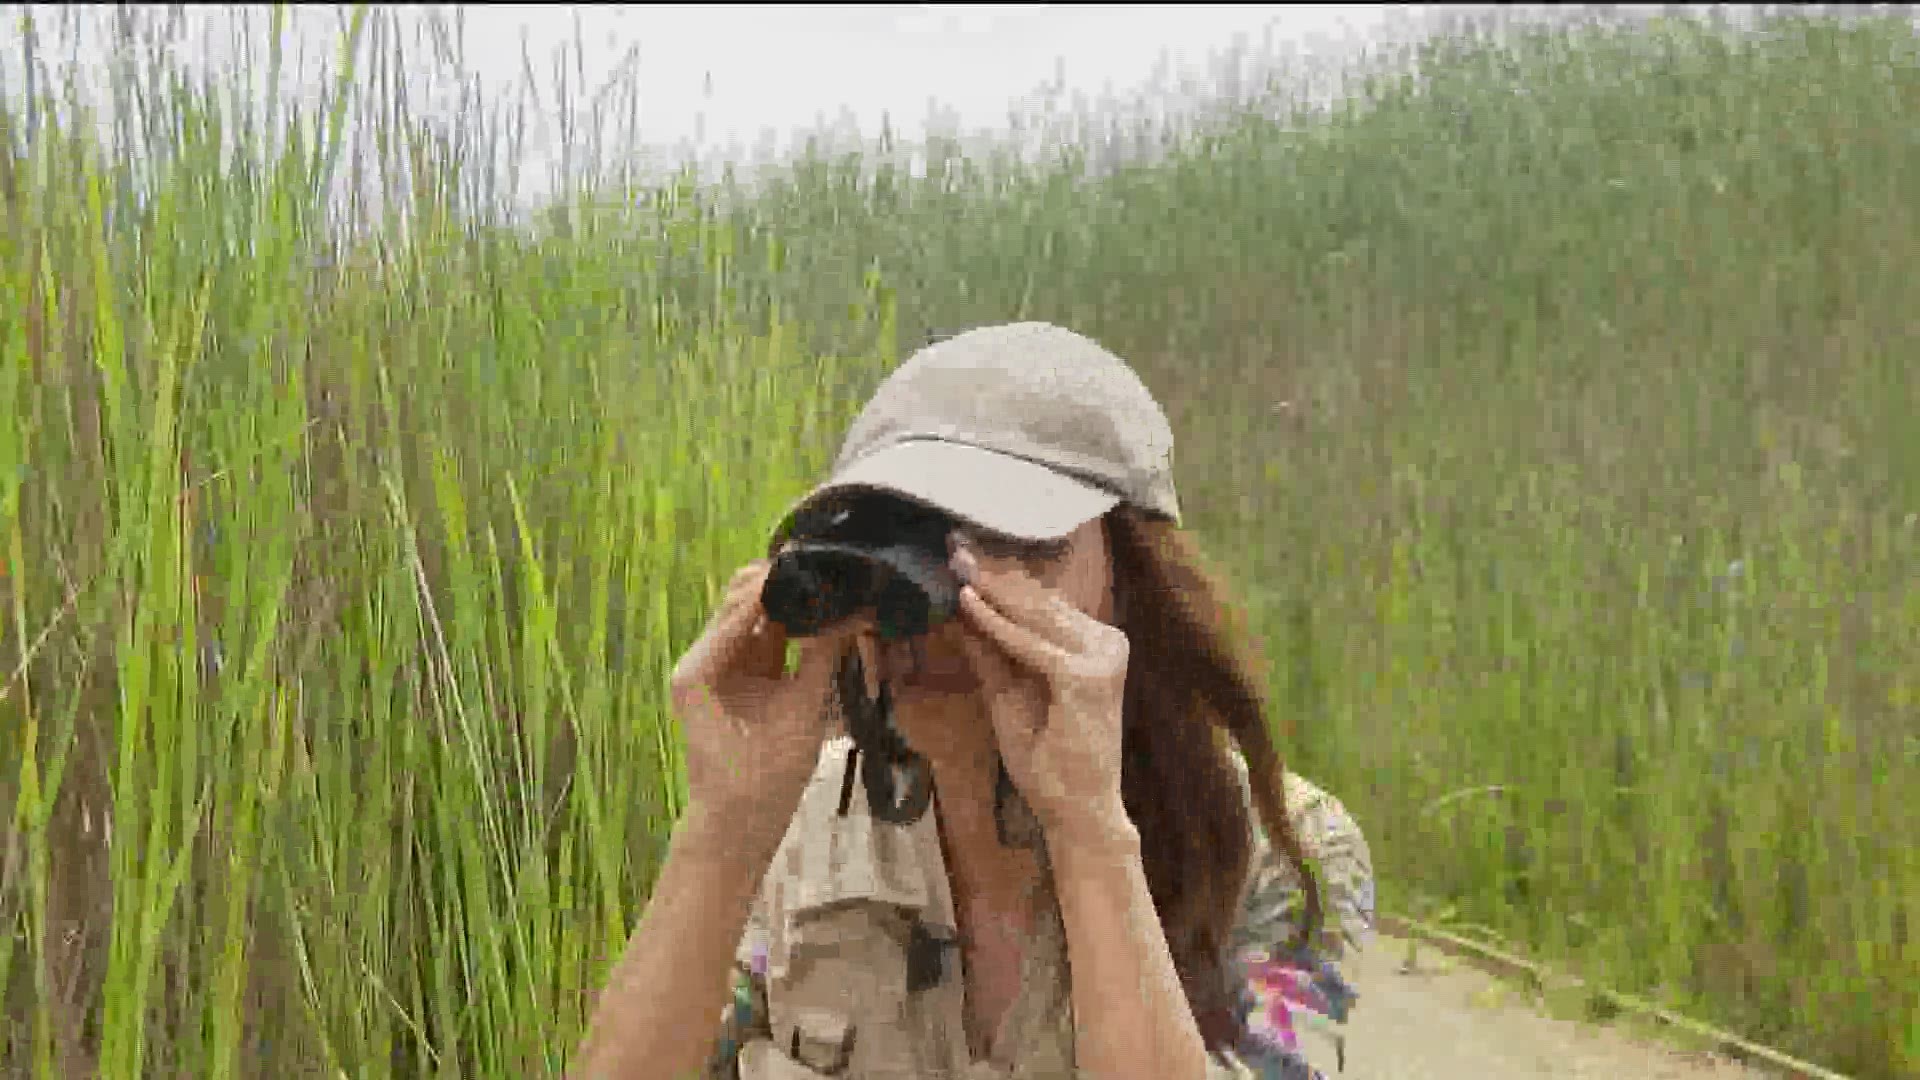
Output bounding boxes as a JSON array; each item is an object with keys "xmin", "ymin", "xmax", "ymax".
[
  {"xmin": 1039, "ymin": 794, "xmax": 1140, "ymax": 861},
  {"xmin": 676, "ymin": 801, "xmax": 787, "ymax": 872}
]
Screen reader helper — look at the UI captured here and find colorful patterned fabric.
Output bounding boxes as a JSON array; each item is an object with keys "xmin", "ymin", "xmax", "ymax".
[{"xmin": 1212, "ymin": 764, "xmax": 1375, "ymax": 1079}]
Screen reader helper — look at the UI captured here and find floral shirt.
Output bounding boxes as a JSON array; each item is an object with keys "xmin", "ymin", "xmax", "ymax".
[
  {"xmin": 706, "ymin": 738, "xmax": 1376, "ymax": 1079},
  {"xmin": 1219, "ymin": 763, "xmax": 1375, "ymax": 1078}
]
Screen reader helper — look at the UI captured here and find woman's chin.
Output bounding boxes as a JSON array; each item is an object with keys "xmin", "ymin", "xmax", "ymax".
[
  {"xmin": 892, "ymin": 662, "xmax": 978, "ymax": 698},
  {"xmin": 887, "ymin": 668, "xmax": 975, "ymax": 691},
  {"xmin": 873, "ymin": 634, "xmax": 977, "ymax": 698}
]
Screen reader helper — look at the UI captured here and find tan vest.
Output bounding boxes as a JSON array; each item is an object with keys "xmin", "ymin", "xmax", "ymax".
[{"xmin": 729, "ymin": 736, "xmax": 1336, "ymax": 1079}]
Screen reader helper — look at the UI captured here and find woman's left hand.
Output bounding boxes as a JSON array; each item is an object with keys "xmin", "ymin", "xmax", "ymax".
[{"xmin": 950, "ymin": 538, "xmax": 1134, "ymax": 847}]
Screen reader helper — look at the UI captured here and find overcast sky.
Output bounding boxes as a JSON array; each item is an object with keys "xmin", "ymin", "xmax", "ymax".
[
  {"xmin": 451, "ymin": 4, "xmax": 1421, "ymax": 149},
  {"xmin": 5, "ymin": 4, "xmax": 1781, "ymax": 209},
  {"xmin": 7, "ymin": 5, "xmax": 1434, "ymax": 180}
]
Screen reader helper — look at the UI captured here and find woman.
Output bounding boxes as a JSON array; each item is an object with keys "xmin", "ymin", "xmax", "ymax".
[{"xmin": 573, "ymin": 323, "xmax": 1375, "ymax": 1080}]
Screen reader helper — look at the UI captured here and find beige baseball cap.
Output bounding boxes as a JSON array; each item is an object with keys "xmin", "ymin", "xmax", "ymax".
[{"xmin": 770, "ymin": 321, "xmax": 1180, "ymax": 548}]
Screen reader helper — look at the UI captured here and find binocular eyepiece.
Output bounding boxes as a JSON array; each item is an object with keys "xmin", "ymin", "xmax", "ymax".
[{"xmin": 760, "ymin": 492, "xmax": 962, "ymax": 643}]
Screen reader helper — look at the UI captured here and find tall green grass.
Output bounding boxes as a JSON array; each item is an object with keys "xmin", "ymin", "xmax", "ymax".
[{"xmin": 1, "ymin": 5, "xmax": 1914, "ymax": 1078}]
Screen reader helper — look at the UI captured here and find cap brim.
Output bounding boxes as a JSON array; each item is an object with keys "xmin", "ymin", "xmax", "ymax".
[{"xmin": 774, "ymin": 440, "xmax": 1120, "ymax": 547}]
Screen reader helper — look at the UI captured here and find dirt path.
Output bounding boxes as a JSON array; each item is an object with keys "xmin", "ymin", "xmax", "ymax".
[{"xmin": 1340, "ymin": 932, "xmax": 1767, "ymax": 1079}]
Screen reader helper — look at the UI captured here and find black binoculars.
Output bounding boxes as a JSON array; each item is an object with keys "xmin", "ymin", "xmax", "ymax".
[{"xmin": 760, "ymin": 491, "xmax": 961, "ymax": 643}]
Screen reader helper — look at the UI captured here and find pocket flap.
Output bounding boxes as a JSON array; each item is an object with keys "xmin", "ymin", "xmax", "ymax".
[
  {"xmin": 787, "ymin": 1007, "xmax": 856, "ymax": 1073},
  {"xmin": 772, "ymin": 738, "xmax": 938, "ymax": 919}
]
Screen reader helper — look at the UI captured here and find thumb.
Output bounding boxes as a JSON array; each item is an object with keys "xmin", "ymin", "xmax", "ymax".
[
  {"xmin": 958, "ymin": 627, "xmax": 1015, "ymax": 693},
  {"xmin": 786, "ymin": 634, "xmax": 849, "ymax": 706}
]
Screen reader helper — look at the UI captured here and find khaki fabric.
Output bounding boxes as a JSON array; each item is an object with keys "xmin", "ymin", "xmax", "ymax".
[{"xmin": 709, "ymin": 736, "xmax": 1373, "ymax": 1079}]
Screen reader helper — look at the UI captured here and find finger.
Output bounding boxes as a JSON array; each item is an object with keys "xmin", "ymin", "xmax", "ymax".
[
  {"xmin": 957, "ymin": 623, "xmax": 1018, "ymax": 695},
  {"xmin": 748, "ymin": 604, "xmax": 875, "ymax": 684},
  {"xmin": 727, "ymin": 559, "xmax": 772, "ymax": 593},
  {"xmin": 784, "ymin": 614, "xmax": 869, "ymax": 684},
  {"xmin": 699, "ymin": 562, "xmax": 772, "ymax": 649},
  {"xmin": 959, "ymin": 584, "xmax": 1067, "ymax": 675},
  {"xmin": 960, "ymin": 630, "xmax": 1040, "ymax": 754},
  {"xmin": 733, "ymin": 611, "xmax": 790, "ymax": 678},
  {"xmin": 693, "ymin": 596, "xmax": 777, "ymax": 682},
  {"xmin": 786, "ymin": 631, "xmax": 855, "ymax": 703},
  {"xmin": 708, "ymin": 576, "xmax": 759, "ymax": 627},
  {"xmin": 672, "ymin": 600, "xmax": 766, "ymax": 712},
  {"xmin": 724, "ymin": 560, "xmax": 831, "ymax": 677},
  {"xmin": 697, "ymin": 563, "xmax": 790, "ymax": 678},
  {"xmin": 717, "ymin": 562, "xmax": 773, "ymax": 617},
  {"xmin": 953, "ymin": 544, "xmax": 1085, "ymax": 650}
]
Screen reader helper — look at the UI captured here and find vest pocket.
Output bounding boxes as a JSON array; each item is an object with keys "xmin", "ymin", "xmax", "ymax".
[
  {"xmin": 734, "ymin": 1008, "xmax": 855, "ymax": 1077},
  {"xmin": 764, "ymin": 905, "xmax": 930, "ymax": 1078},
  {"xmin": 784, "ymin": 1008, "xmax": 856, "ymax": 1073}
]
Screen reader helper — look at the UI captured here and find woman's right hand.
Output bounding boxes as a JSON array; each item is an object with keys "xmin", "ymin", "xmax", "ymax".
[{"xmin": 668, "ymin": 559, "xmax": 860, "ymax": 854}]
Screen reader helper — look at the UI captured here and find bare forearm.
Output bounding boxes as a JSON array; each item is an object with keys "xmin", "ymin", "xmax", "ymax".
[
  {"xmin": 570, "ymin": 811, "xmax": 775, "ymax": 1080},
  {"xmin": 1048, "ymin": 808, "xmax": 1210, "ymax": 1080}
]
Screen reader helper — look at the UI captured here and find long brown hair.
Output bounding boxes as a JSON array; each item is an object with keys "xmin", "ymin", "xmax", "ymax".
[
  {"xmin": 1105, "ymin": 503, "xmax": 1324, "ymax": 1051},
  {"xmin": 829, "ymin": 503, "xmax": 1325, "ymax": 1051}
]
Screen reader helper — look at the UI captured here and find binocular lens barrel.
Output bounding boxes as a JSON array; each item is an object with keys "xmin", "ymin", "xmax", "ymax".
[
  {"xmin": 760, "ymin": 494, "xmax": 961, "ymax": 643},
  {"xmin": 762, "ymin": 542, "xmax": 956, "ymax": 642}
]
